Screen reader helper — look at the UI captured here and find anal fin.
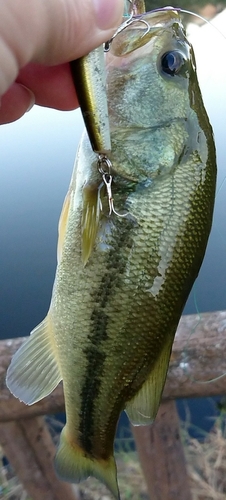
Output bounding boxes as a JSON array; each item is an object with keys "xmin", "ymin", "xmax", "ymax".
[
  {"xmin": 125, "ymin": 335, "xmax": 173, "ymax": 425},
  {"xmin": 6, "ymin": 313, "xmax": 62, "ymax": 405}
]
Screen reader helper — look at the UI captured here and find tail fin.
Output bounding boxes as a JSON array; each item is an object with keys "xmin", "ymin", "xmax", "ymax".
[{"xmin": 54, "ymin": 427, "xmax": 120, "ymax": 499}]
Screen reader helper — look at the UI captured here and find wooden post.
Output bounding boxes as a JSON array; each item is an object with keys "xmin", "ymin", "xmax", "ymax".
[
  {"xmin": 0, "ymin": 416, "xmax": 79, "ymax": 500},
  {"xmin": 132, "ymin": 400, "xmax": 192, "ymax": 500}
]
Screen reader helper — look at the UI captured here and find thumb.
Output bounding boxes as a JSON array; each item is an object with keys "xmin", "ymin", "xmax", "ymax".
[
  {"xmin": 35, "ymin": 0, "xmax": 124, "ymax": 64},
  {"xmin": 0, "ymin": 0, "xmax": 124, "ymax": 96}
]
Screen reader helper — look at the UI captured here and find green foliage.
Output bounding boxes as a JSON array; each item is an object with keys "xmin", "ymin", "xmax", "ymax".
[{"xmin": 145, "ymin": 0, "xmax": 226, "ymax": 11}]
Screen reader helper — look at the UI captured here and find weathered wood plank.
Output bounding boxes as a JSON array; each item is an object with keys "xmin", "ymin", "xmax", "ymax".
[
  {"xmin": 0, "ymin": 311, "xmax": 225, "ymax": 421},
  {"xmin": 132, "ymin": 400, "xmax": 192, "ymax": 500},
  {"xmin": 165, "ymin": 310, "xmax": 226, "ymax": 399},
  {"xmin": 0, "ymin": 417, "xmax": 78, "ymax": 500}
]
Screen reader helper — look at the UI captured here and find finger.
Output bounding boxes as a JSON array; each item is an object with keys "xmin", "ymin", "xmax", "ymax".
[
  {"xmin": 0, "ymin": 0, "xmax": 124, "ymax": 96},
  {"xmin": 0, "ymin": 63, "xmax": 79, "ymax": 124},
  {"xmin": 0, "ymin": 83, "xmax": 35, "ymax": 124},
  {"xmin": 16, "ymin": 63, "xmax": 79, "ymax": 110},
  {"xmin": 35, "ymin": 0, "xmax": 124, "ymax": 64}
]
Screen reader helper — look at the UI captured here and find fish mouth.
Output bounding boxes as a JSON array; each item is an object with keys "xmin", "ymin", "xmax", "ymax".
[{"xmin": 111, "ymin": 116, "xmax": 187, "ymax": 133}]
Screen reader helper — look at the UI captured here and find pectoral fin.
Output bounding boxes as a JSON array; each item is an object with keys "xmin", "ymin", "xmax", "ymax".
[
  {"xmin": 6, "ymin": 313, "xmax": 62, "ymax": 405},
  {"xmin": 81, "ymin": 182, "xmax": 102, "ymax": 265},
  {"xmin": 125, "ymin": 336, "xmax": 173, "ymax": 425},
  {"xmin": 57, "ymin": 189, "xmax": 71, "ymax": 263}
]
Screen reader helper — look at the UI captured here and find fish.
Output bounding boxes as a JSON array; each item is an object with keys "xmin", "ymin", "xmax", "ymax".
[{"xmin": 6, "ymin": 8, "xmax": 216, "ymax": 500}]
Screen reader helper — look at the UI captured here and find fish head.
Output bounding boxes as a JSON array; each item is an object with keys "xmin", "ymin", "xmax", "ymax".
[{"xmin": 106, "ymin": 10, "xmax": 199, "ymax": 182}]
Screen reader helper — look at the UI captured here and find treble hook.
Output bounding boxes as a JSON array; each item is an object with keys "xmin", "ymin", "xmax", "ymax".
[
  {"xmin": 104, "ymin": 14, "xmax": 151, "ymax": 52},
  {"xmin": 97, "ymin": 155, "xmax": 128, "ymax": 218},
  {"xmin": 104, "ymin": 14, "xmax": 133, "ymax": 51}
]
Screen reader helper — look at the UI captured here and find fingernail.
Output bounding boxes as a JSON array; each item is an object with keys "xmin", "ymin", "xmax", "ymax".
[
  {"xmin": 93, "ymin": 0, "xmax": 123, "ymax": 30},
  {"xmin": 26, "ymin": 89, "xmax": 35, "ymax": 112},
  {"xmin": 19, "ymin": 84, "xmax": 35, "ymax": 112}
]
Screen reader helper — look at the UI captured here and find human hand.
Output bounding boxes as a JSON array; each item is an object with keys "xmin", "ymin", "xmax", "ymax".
[{"xmin": 0, "ymin": 0, "xmax": 123, "ymax": 124}]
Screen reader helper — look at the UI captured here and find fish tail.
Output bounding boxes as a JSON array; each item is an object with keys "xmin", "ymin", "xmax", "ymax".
[{"xmin": 54, "ymin": 427, "xmax": 120, "ymax": 500}]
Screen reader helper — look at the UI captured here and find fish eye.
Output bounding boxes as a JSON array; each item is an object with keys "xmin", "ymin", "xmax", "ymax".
[{"xmin": 161, "ymin": 50, "xmax": 185, "ymax": 76}]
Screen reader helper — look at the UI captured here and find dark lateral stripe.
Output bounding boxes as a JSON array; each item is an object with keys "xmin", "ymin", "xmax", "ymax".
[{"xmin": 79, "ymin": 216, "xmax": 135, "ymax": 456}]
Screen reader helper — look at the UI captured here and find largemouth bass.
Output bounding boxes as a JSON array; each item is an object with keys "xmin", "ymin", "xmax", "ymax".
[{"xmin": 6, "ymin": 9, "xmax": 216, "ymax": 500}]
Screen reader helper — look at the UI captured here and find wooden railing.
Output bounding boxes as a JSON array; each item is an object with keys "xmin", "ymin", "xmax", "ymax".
[{"xmin": 0, "ymin": 310, "xmax": 226, "ymax": 499}]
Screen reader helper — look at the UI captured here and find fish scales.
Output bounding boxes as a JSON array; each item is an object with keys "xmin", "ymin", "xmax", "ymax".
[{"xmin": 6, "ymin": 9, "xmax": 216, "ymax": 499}]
